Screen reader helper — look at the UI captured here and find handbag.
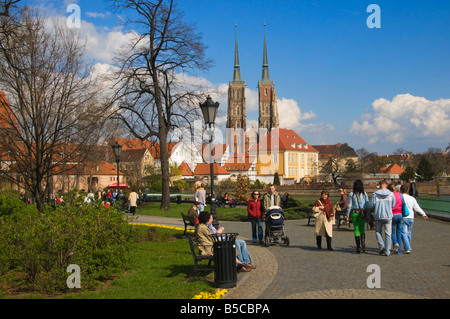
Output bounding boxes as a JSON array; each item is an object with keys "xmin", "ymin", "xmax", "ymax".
[
  {"xmin": 401, "ymin": 194, "xmax": 410, "ymax": 217},
  {"xmin": 351, "ymin": 194, "xmax": 365, "ymax": 218}
]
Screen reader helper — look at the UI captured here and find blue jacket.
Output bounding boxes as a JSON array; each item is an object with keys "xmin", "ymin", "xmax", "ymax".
[
  {"xmin": 346, "ymin": 192, "xmax": 369, "ymax": 217},
  {"xmin": 368, "ymin": 189, "xmax": 396, "ymax": 220}
]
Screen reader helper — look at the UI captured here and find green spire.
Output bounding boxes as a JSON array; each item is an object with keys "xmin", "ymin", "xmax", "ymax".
[
  {"xmin": 233, "ymin": 25, "xmax": 241, "ymax": 82},
  {"xmin": 261, "ymin": 24, "xmax": 270, "ymax": 83}
]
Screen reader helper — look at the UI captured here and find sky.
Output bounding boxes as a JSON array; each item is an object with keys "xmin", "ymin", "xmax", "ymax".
[{"xmin": 21, "ymin": 0, "xmax": 450, "ymax": 155}]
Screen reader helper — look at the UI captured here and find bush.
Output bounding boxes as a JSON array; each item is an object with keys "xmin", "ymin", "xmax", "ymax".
[
  {"xmin": 282, "ymin": 197, "xmax": 312, "ymax": 220},
  {"xmin": 0, "ymin": 196, "xmax": 137, "ymax": 294}
]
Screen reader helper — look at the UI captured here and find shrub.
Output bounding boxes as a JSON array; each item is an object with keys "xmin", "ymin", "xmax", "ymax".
[
  {"xmin": 282, "ymin": 197, "xmax": 312, "ymax": 220},
  {"xmin": 0, "ymin": 196, "xmax": 137, "ymax": 293}
]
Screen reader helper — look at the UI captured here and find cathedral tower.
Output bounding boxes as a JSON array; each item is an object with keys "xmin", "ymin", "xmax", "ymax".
[
  {"xmin": 258, "ymin": 26, "xmax": 279, "ymax": 133},
  {"xmin": 227, "ymin": 27, "xmax": 246, "ymax": 154}
]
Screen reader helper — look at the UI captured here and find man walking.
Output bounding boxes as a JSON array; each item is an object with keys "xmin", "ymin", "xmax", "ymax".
[
  {"xmin": 367, "ymin": 179, "xmax": 396, "ymax": 256},
  {"xmin": 262, "ymin": 184, "xmax": 281, "ymax": 213},
  {"xmin": 128, "ymin": 188, "xmax": 138, "ymax": 216},
  {"xmin": 195, "ymin": 183, "xmax": 207, "ymax": 212}
]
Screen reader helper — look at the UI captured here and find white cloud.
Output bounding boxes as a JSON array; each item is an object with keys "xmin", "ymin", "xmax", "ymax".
[
  {"xmin": 79, "ymin": 22, "xmax": 136, "ymax": 64},
  {"xmin": 86, "ymin": 12, "xmax": 111, "ymax": 19},
  {"xmin": 277, "ymin": 98, "xmax": 316, "ymax": 132},
  {"xmin": 350, "ymin": 93, "xmax": 450, "ymax": 145}
]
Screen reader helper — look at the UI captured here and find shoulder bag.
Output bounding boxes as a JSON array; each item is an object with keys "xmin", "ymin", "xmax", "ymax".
[{"xmin": 401, "ymin": 194, "xmax": 410, "ymax": 217}]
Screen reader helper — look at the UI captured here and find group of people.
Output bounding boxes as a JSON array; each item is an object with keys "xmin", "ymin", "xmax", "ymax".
[
  {"xmin": 190, "ymin": 204, "xmax": 256, "ymax": 273},
  {"xmin": 315, "ymin": 179, "xmax": 428, "ymax": 255},
  {"xmin": 190, "ymin": 183, "xmax": 284, "ymax": 273},
  {"xmin": 91, "ymin": 188, "xmax": 141, "ymax": 215}
]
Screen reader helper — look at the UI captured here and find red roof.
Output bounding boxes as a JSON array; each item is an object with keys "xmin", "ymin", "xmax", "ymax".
[
  {"xmin": 380, "ymin": 163, "xmax": 405, "ymax": 174},
  {"xmin": 0, "ymin": 91, "xmax": 20, "ymax": 133},
  {"xmin": 223, "ymin": 155, "xmax": 255, "ymax": 172},
  {"xmin": 113, "ymin": 138, "xmax": 151, "ymax": 150},
  {"xmin": 193, "ymin": 163, "xmax": 230, "ymax": 175},
  {"xmin": 178, "ymin": 161, "xmax": 193, "ymax": 176},
  {"xmin": 251, "ymin": 128, "xmax": 318, "ymax": 153}
]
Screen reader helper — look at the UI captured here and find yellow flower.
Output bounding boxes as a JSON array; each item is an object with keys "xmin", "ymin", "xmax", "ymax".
[
  {"xmin": 192, "ymin": 289, "xmax": 228, "ymax": 299},
  {"xmin": 128, "ymin": 222, "xmax": 194, "ymax": 233}
]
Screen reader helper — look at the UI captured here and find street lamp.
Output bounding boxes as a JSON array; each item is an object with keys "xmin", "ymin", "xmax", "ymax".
[
  {"xmin": 111, "ymin": 141, "xmax": 122, "ymax": 191},
  {"xmin": 199, "ymin": 95, "xmax": 219, "ymax": 229}
]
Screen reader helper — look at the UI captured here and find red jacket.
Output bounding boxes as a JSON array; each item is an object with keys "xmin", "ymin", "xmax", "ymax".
[{"xmin": 247, "ymin": 198, "xmax": 263, "ymax": 220}]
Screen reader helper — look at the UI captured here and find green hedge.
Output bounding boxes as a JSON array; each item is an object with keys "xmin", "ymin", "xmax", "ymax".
[{"xmin": 0, "ymin": 195, "xmax": 137, "ymax": 294}]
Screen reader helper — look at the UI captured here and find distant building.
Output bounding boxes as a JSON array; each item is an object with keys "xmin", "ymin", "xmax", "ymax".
[
  {"xmin": 250, "ymin": 128, "xmax": 319, "ymax": 184},
  {"xmin": 312, "ymin": 143, "xmax": 359, "ymax": 182}
]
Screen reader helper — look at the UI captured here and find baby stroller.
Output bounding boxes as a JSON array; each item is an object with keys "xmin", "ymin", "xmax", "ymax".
[{"xmin": 264, "ymin": 206, "xmax": 289, "ymax": 247}]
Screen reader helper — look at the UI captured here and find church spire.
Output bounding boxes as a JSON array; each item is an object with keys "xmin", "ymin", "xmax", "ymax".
[
  {"xmin": 233, "ymin": 25, "xmax": 241, "ymax": 82},
  {"xmin": 261, "ymin": 24, "xmax": 270, "ymax": 83}
]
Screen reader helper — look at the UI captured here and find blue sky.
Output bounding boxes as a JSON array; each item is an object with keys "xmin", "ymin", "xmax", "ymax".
[{"xmin": 22, "ymin": 0, "xmax": 450, "ymax": 154}]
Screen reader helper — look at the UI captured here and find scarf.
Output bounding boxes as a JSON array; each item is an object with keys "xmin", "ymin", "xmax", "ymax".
[{"xmin": 315, "ymin": 197, "xmax": 333, "ymax": 216}]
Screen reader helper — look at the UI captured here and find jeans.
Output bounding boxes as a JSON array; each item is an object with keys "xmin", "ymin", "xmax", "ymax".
[
  {"xmin": 235, "ymin": 239, "xmax": 251, "ymax": 264},
  {"xmin": 250, "ymin": 219, "xmax": 263, "ymax": 242},
  {"xmin": 392, "ymin": 214, "xmax": 411, "ymax": 253},
  {"xmin": 403, "ymin": 218, "xmax": 414, "ymax": 250},
  {"xmin": 375, "ymin": 219, "xmax": 392, "ymax": 255}
]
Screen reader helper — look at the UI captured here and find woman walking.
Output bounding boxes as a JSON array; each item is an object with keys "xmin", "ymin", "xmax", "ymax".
[
  {"xmin": 388, "ymin": 183, "xmax": 404, "ymax": 254},
  {"xmin": 313, "ymin": 190, "xmax": 335, "ymax": 250},
  {"xmin": 247, "ymin": 190, "xmax": 264, "ymax": 244},
  {"xmin": 346, "ymin": 180, "xmax": 369, "ymax": 253}
]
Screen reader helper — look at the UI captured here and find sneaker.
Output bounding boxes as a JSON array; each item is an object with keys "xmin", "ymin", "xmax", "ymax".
[
  {"xmin": 379, "ymin": 247, "xmax": 385, "ymax": 254},
  {"xmin": 393, "ymin": 243, "xmax": 399, "ymax": 253},
  {"xmin": 405, "ymin": 250, "xmax": 411, "ymax": 254}
]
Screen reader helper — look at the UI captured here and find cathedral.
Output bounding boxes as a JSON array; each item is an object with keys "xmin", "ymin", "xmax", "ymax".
[{"xmin": 226, "ymin": 27, "xmax": 279, "ymax": 154}]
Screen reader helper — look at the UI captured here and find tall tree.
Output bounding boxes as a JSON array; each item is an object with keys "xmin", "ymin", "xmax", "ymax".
[
  {"xmin": 108, "ymin": 0, "xmax": 212, "ymax": 210},
  {"xmin": 0, "ymin": 7, "xmax": 110, "ymax": 211},
  {"xmin": 416, "ymin": 156, "xmax": 435, "ymax": 181}
]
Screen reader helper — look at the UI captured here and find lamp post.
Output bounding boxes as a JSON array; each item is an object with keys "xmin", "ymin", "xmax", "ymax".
[
  {"xmin": 199, "ymin": 95, "xmax": 220, "ymax": 229},
  {"xmin": 111, "ymin": 141, "xmax": 122, "ymax": 191}
]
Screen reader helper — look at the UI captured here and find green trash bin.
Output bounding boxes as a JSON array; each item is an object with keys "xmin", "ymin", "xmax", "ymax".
[{"xmin": 210, "ymin": 233, "xmax": 238, "ymax": 288}]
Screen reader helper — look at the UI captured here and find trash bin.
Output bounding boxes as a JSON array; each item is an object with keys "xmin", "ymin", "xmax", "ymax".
[
  {"xmin": 176, "ymin": 195, "xmax": 181, "ymax": 204},
  {"xmin": 210, "ymin": 233, "xmax": 238, "ymax": 288}
]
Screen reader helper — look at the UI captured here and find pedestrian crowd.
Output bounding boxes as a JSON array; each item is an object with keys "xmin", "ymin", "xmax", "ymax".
[
  {"xmin": 188, "ymin": 178, "xmax": 429, "ymax": 278},
  {"xmin": 331, "ymin": 178, "xmax": 428, "ymax": 255}
]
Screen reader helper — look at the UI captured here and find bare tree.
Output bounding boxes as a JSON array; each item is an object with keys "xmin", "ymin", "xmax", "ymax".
[
  {"xmin": 0, "ymin": 0, "xmax": 20, "ymax": 17},
  {"xmin": 108, "ymin": 0, "xmax": 213, "ymax": 210},
  {"xmin": 0, "ymin": 7, "xmax": 111, "ymax": 211}
]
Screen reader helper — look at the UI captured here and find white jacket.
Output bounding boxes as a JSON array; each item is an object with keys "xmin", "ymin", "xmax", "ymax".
[{"xmin": 402, "ymin": 193, "xmax": 427, "ymax": 218}]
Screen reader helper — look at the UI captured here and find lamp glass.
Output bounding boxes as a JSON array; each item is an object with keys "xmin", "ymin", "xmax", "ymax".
[{"xmin": 112, "ymin": 141, "xmax": 122, "ymax": 160}]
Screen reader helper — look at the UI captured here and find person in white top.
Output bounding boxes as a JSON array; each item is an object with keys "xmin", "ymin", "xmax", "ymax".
[{"xmin": 400, "ymin": 185, "xmax": 428, "ymax": 253}]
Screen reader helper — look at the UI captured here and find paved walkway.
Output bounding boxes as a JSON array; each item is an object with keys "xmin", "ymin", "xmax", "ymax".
[{"xmin": 132, "ymin": 214, "xmax": 449, "ymax": 299}]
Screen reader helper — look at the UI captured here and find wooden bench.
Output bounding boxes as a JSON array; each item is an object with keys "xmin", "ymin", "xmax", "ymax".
[
  {"xmin": 187, "ymin": 235, "xmax": 214, "ymax": 276},
  {"xmin": 306, "ymin": 208, "xmax": 315, "ymax": 226},
  {"xmin": 181, "ymin": 212, "xmax": 196, "ymax": 235}
]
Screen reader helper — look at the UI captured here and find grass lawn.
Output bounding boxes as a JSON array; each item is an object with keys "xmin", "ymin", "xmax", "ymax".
[
  {"xmin": 137, "ymin": 202, "xmax": 253, "ymax": 221},
  {"xmin": 63, "ymin": 226, "xmax": 215, "ymax": 299},
  {"xmin": 0, "ymin": 225, "xmax": 215, "ymax": 299}
]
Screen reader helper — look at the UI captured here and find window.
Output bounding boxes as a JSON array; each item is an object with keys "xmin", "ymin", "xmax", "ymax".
[{"xmin": 265, "ymin": 88, "xmax": 268, "ymax": 96}]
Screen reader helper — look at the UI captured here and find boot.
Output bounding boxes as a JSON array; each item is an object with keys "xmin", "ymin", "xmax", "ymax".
[
  {"xmin": 326, "ymin": 235, "xmax": 333, "ymax": 251},
  {"xmin": 316, "ymin": 236, "xmax": 322, "ymax": 249},
  {"xmin": 355, "ymin": 236, "xmax": 361, "ymax": 254},
  {"xmin": 361, "ymin": 233, "xmax": 366, "ymax": 253}
]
